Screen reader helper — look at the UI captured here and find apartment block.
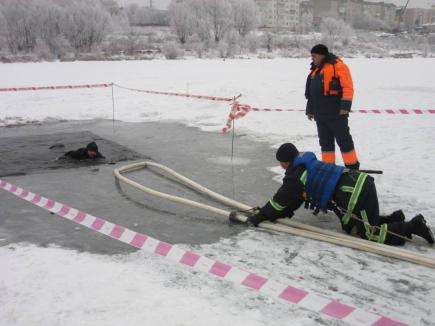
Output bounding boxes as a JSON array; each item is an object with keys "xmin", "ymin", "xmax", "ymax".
[
  {"xmin": 310, "ymin": 0, "xmax": 397, "ymax": 27},
  {"xmin": 403, "ymin": 7, "xmax": 435, "ymax": 29},
  {"xmin": 363, "ymin": 1, "xmax": 396, "ymax": 24},
  {"xmin": 256, "ymin": 0, "xmax": 301, "ymax": 30}
]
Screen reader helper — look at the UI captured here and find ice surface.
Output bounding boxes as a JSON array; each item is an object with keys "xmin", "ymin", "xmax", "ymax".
[{"xmin": 0, "ymin": 59, "xmax": 434, "ymax": 325}]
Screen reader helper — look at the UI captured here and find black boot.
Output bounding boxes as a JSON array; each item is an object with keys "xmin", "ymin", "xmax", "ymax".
[
  {"xmin": 246, "ymin": 211, "xmax": 268, "ymax": 227},
  {"xmin": 410, "ymin": 214, "xmax": 434, "ymax": 245},
  {"xmin": 387, "ymin": 210, "xmax": 406, "ymax": 222},
  {"xmin": 346, "ymin": 162, "xmax": 360, "ymax": 170},
  {"xmin": 380, "ymin": 210, "xmax": 406, "ymax": 224}
]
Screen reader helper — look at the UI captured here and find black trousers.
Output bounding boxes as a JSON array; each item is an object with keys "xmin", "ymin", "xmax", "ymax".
[
  {"xmin": 316, "ymin": 117, "xmax": 359, "ymax": 169},
  {"xmin": 333, "ymin": 174, "xmax": 411, "ymax": 246}
]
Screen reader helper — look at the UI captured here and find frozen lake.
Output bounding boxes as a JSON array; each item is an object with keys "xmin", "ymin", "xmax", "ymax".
[{"xmin": 1, "ymin": 58, "xmax": 434, "ymax": 325}]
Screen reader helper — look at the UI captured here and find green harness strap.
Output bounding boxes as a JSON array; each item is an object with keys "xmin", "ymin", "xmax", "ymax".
[
  {"xmin": 269, "ymin": 170, "xmax": 308, "ymax": 213},
  {"xmin": 361, "ymin": 210, "xmax": 388, "ymax": 244},
  {"xmin": 342, "ymin": 172, "xmax": 368, "ymax": 225},
  {"xmin": 300, "ymin": 170, "xmax": 307, "ymax": 185},
  {"xmin": 340, "ymin": 185, "xmax": 355, "ymax": 193},
  {"xmin": 300, "ymin": 169, "xmax": 387, "ymax": 243}
]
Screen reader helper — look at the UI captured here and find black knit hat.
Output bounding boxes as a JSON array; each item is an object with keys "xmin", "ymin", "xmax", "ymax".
[
  {"xmin": 86, "ymin": 142, "xmax": 98, "ymax": 151},
  {"xmin": 276, "ymin": 143, "xmax": 299, "ymax": 164},
  {"xmin": 311, "ymin": 44, "xmax": 329, "ymax": 55}
]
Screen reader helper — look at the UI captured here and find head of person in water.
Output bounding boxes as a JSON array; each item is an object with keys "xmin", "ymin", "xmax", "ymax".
[{"xmin": 86, "ymin": 142, "xmax": 99, "ymax": 159}]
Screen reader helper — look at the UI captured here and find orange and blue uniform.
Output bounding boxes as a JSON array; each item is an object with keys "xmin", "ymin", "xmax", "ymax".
[{"xmin": 305, "ymin": 53, "xmax": 359, "ymax": 169}]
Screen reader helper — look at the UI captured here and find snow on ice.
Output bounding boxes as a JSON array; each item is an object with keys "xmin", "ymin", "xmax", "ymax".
[{"xmin": 0, "ymin": 58, "xmax": 434, "ymax": 325}]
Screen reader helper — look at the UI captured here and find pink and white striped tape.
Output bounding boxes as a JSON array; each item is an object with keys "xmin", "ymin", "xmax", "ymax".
[
  {"xmin": 222, "ymin": 102, "xmax": 435, "ymax": 131},
  {"xmin": 1, "ymin": 82, "xmax": 432, "ymax": 117},
  {"xmin": 222, "ymin": 102, "xmax": 251, "ymax": 132},
  {"xmin": 249, "ymin": 107, "xmax": 435, "ymax": 115},
  {"xmin": 0, "ymin": 178, "xmax": 407, "ymax": 326},
  {"xmin": 0, "ymin": 83, "xmax": 112, "ymax": 92}
]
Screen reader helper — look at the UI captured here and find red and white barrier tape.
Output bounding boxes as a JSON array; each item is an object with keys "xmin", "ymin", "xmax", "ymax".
[
  {"xmin": 0, "ymin": 83, "xmax": 112, "ymax": 92},
  {"xmin": 223, "ymin": 103, "xmax": 435, "ymax": 131},
  {"xmin": 222, "ymin": 102, "xmax": 251, "ymax": 132},
  {"xmin": 1, "ymin": 82, "xmax": 432, "ymax": 116},
  {"xmin": 0, "ymin": 82, "xmax": 232, "ymax": 102},
  {"xmin": 113, "ymin": 83, "xmax": 234, "ymax": 102},
  {"xmin": 250, "ymin": 107, "xmax": 435, "ymax": 115},
  {"xmin": 0, "ymin": 178, "xmax": 407, "ymax": 326}
]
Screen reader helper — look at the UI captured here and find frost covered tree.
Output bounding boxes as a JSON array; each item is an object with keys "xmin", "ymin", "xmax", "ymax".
[
  {"xmin": 245, "ymin": 33, "xmax": 259, "ymax": 53},
  {"xmin": 169, "ymin": 1, "xmax": 194, "ymax": 44},
  {"xmin": 220, "ymin": 29, "xmax": 240, "ymax": 57},
  {"xmin": 204, "ymin": 0, "xmax": 232, "ymax": 43},
  {"xmin": 292, "ymin": 12, "xmax": 313, "ymax": 49},
  {"xmin": 61, "ymin": 1, "xmax": 111, "ymax": 52},
  {"xmin": 126, "ymin": 4, "xmax": 141, "ymax": 25},
  {"xmin": 0, "ymin": 8, "xmax": 6, "ymax": 50},
  {"xmin": 163, "ymin": 41, "xmax": 182, "ymax": 59},
  {"xmin": 0, "ymin": 0, "xmax": 38, "ymax": 53},
  {"xmin": 353, "ymin": 13, "xmax": 390, "ymax": 31},
  {"xmin": 170, "ymin": 0, "xmax": 259, "ymax": 47},
  {"xmin": 32, "ymin": 0, "xmax": 71, "ymax": 56},
  {"xmin": 264, "ymin": 32, "xmax": 274, "ymax": 53},
  {"xmin": 299, "ymin": 12, "xmax": 313, "ymax": 34},
  {"xmin": 127, "ymin": 4, "xmax": 168, "ymax": 26},
  {"xmin": 188, "ymin": 0, "xmax": 212, "ymax": 44},
  {"xmin": 320, "ymin": 17, "xmax": 354, "ymax": 49},
  {"xmin": 0, "ymin": 0, "xmax": 113, "ymax": 56},
  {"xmin": 101, "ymin": 0, "xmax": 121, "ymax": 16},
  {"xmin": 230, "ymin": 0, "xmax": 258, "ymax": 37}
]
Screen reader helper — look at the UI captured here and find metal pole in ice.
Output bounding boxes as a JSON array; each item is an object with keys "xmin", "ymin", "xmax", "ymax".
[{"xmin": 111, "ymin": 82, "xmax": 115, "ymax": 130}]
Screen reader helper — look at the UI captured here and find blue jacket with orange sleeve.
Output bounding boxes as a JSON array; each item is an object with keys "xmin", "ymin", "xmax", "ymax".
[{"xmin": 305, "ymin": 54, "xmax": 354, "ymax": 121}]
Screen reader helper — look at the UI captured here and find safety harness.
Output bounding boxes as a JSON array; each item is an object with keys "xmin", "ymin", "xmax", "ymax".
[
  {"xmin": 276, "ymin": 152, "xmax": 388, "ymax": 244},
  {"xmin": 340, "ymin": 172, "xmax": 367, "ymax": 225}
]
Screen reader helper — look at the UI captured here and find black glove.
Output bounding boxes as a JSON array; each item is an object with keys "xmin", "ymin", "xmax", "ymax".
[
  {"xmin": 306, "ymin": 100, "xmax": 313, "ymax": 115},
  {"xmin": 246, "ymin": 210, "xmax": 268, "ymax": 227},
  {"xmin": 340, "ymin": 99, "xmax": 352, "ymax": 112}
]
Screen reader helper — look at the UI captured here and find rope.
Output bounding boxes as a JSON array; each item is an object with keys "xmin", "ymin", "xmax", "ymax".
[
  {"xmin": 344, "ymin": 206, "xmax": 415, "ymax": 244},
  {"xmin": 112, "ymin": 83, "xmax": 234, "ymax": 102},
  {"xmin": 114, "ymin": 161, "xmax": 435, "ymax": 269},
  {"xmin": 111, "ymin": 82, "xmax": 115, "ymax": 131}
]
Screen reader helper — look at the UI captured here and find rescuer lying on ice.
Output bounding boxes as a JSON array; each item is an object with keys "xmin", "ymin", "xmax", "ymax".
[{"xmin": 247, "ymin": 143, "xmax": 434, "ymax": 246}]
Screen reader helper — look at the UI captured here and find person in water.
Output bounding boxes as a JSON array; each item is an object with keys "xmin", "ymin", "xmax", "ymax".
[{"xmin": 63, "ymin": 141, "xmax": 105, "ymax": 160}]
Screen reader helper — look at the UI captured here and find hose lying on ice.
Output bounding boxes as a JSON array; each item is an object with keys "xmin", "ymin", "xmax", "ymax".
[{"xmin": 114, "ymin": 160, "xmax": 435, "ymax": 269}]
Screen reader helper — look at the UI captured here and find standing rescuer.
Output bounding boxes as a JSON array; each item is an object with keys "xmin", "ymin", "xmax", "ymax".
[{"xmin": 306, "ymin": 44, "xmax": 360, "ymax": 170}]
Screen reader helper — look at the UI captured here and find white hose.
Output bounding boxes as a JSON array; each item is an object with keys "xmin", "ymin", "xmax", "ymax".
[{"xmin": 114, "ymin": 160, "xmax": 435, "ymax": 269}]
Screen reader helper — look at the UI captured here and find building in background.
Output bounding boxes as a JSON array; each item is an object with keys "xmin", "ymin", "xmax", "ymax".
[
  {"xmin": 403, "ymin": 7, "xmax": 435, "ymax": 29},
  {"xmin": 120, "ymin": 0, "xmax": 434, "ymax": 32},
  {"xmin": 310, "ymin": 0, "xmax": 358, "ymax": 25},
  {"xmin": 363, "ymin": 1, "xmax": 397, "ymax": 24},
  {"xmin": 344, "ymin": 0, "xmax": 364, "ymax": 25},
  {"xmin": 310, "ymin": 0, "xmax": 397, "ymax": 27},
  {"xmin": 255, "ymin": 0, "xmax": 301, "ymax": 30},
  {"xmin": 299, "ymin": 0, "xmax": 313, "ymax": 15}
]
